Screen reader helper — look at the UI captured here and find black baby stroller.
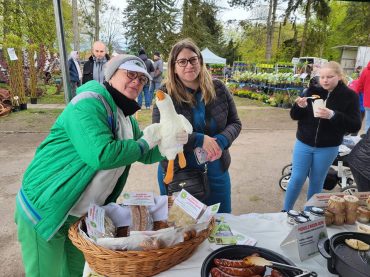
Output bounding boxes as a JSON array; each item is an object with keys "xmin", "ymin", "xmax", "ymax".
[{"xmin": 278, "ymin": 137, "xmax": 360, "ymax": 194}]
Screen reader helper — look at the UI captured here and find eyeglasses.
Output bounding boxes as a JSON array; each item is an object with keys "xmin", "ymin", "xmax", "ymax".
[
  {"xmin": 125, "ymin": 70, "xmax": 149, "ymax": 85},
  {"xmin": 175, "ymin": 56, "xmax": 199, "ymax": 67}
]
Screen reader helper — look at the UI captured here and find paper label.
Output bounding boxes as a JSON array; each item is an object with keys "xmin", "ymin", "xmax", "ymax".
[
  {"xmin": 86, "ymin": 204, "xmax": 106, "ymax": 240},
  {"xmin": 232, "ymin": 230, "xmax": 257, "ymax": 246},
  {"xmin": 121, "ymin": 192, "xmax": 155, "ymax": 206},
  {"xmin": 7, "ymin": 48, "xmax": 18, "ymax": 61},
  {"xmin": 174, "ymin": 189, "xmax": 205, "ymax": 219},
  {"xmin": 281, "ymin": 218, "xmax": 327, "ymax": 261}
]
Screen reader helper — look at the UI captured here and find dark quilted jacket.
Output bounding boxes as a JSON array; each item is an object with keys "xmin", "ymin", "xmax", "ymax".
[
  {"xmin": 152, "ymin": 79, "xmax": 242, "ymax": 171},
  {"xmin": 347, "ymin": 129, "xmax": 370, "ymax": 180}
]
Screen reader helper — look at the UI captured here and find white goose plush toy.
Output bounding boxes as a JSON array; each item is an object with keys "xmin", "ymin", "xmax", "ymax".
[{"xmin": 156, "ymin": 90, "xmax": 193, "ymax": 184}]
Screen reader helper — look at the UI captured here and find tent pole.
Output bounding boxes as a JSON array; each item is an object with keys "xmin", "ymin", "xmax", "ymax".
[{"xmin": 53, "ymin": 0, "xmax": 71, "ymax": 103}]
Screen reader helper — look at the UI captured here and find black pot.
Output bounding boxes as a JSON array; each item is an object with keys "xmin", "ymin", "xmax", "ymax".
[
  {"xmin": 201, "ymin": 245, "xmax": 299, "ymax": 277},
  {"xmin": 20, "ymin": 103, "xmax": 27, "ymax": 110},
  {"xmin": 318, "ymin": 232, "xmax": 370, "ymax": 277}
]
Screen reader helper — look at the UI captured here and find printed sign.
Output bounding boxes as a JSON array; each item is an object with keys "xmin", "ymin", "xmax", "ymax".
[
  {"xmin": 121, "ymin": 192, "xmax": 155, "ymax": 206},
  {"xmin": 281, "ymin": 218, "xmax": 327, "ymax": 261},
  {"xmin": 174, "ymin": 189, "xmax": 205, "ymax": 219}
]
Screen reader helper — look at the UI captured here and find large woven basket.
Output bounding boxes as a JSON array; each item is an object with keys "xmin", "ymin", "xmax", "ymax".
[{"xmin": 68, "ymin": 217, "xmax": 214, "ymax": 277}]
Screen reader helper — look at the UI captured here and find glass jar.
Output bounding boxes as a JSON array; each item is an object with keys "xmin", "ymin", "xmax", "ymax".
[
  {"xmin": 309, "ymin": 206, "xmax": 324, "ymax": 221},
  {"xmin": 300, "ymin": 211, "xmax": 311, "ymax": 220},
  {"xmin": 287, "ymin": 210, "xmax": 300, "ymax": 225},
  {"xmin": 294, "ymin": 216, "xmax": 309, "ymax": 224}
]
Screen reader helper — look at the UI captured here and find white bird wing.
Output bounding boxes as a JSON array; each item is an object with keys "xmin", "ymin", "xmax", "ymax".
[{"xmin": 178, "ymin": 114, "xmax": 193, "ymax": 134}]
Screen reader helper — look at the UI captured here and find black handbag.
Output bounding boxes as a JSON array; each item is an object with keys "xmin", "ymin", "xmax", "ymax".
[{"xmin": 166, "ymin": 164, "xmax": 209, "ymax": 201}]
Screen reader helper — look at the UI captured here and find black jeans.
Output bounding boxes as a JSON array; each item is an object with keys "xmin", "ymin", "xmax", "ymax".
[{"xmin": 350, "ymin": 167, "xmax": 370, "ymax": 192}]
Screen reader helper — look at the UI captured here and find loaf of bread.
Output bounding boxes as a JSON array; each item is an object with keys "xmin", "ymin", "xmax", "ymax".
[
  {"xmin": 327, "ymin": 195, "xmax": 345, "ymax": 214},
  {"xmin": 130, "ymin": 205, "xmax": 152, "ymax": 231}
]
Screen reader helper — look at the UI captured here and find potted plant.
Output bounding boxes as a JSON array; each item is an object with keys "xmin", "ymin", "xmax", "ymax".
[
  {"xmin": 28, "ymin": 44, "xmax": 38, "ymax": 104},
  {"xmin": 4, "ymin": 34, "xmax": 27, "ymax": 110}
]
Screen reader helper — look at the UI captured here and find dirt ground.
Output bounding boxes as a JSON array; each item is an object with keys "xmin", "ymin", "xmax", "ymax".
[{"xmin": 0, "ymin": 102, "xmax": 317, "ymax": 277}]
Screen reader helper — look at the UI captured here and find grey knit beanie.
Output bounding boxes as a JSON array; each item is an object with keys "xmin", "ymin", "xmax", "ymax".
[{"xmin": 104, "ymin": 54, "xmax": 152, "ymax": 81}]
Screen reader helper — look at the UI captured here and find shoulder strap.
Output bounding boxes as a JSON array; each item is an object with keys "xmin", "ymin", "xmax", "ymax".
[{"xmin": 71, "ymin": 91, "xmax": 116, "ymax": 138}]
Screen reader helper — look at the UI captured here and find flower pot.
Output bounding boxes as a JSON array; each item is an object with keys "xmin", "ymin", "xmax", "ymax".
[
  {"xmin": 12, "ymin": 106, "xmax": 20, "ymax": 112},
  {"xmin": 20, "ymin": 103, "xmax": 27, "ymax": 110},
  {"xmin": 30, "ymin": 97, "xmax": 37, "ymax": 104}
]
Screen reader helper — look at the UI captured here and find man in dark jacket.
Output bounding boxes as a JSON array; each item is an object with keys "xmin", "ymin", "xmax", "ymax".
[
  {"xmin": 82, "ymin": 41, "xmax": 110, "ymax": 84},
  {"xmin": 137, "ymin": 49, "xmax": 154, "ymax": 109}
]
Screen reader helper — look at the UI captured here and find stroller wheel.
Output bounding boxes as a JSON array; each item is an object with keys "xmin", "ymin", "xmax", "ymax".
[
  {"xmin": 281, "ymin": 164, "xmax": 292, "ymax": 175},
  {"xmin": 340, "ymin": 184, "xmax": 358, "ymax": 193},
  {"xmin": 279, "ymin": 173, "xmax": 291, "ymax": 191}
]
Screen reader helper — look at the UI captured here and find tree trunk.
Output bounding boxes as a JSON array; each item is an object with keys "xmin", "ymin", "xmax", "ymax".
[
  {"xmin": 265, "ymin": 0, "xmax": 273, "ymax": 61},
  {"xmin": 72, "ymin": 0, "xmax": 80, "ymax": 51},
  {"xmin": 300, "ymin": 0, "xmax": 312, "ymax": 57},
  {"xmin": 94, "ymin": 0, "xmax": 100, "ymax": 41}
]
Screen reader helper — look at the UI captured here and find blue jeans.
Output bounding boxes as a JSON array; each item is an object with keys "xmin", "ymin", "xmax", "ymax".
[
  {"xmin": 283, "ymin": 140, "xmax": 338, "ymax": 211},
  {"xmin": 137, "ymin": 84, "xmax": 151, "ymax": 108},
  {"xmin": 365, "ymin": 107, "xmax": 370, "ymax": 133}
]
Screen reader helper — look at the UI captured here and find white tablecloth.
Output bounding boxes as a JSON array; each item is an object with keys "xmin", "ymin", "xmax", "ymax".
[{"xmin": 84, "ymin": 212, "xmax": 356, "ymax": 276}]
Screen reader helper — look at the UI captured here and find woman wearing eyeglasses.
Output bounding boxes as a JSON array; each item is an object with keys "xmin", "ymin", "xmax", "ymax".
[
  {"xmin": 14, "ymin": 54, "xmax": 187, "ymax": 276},
  {"xmin": 152, "ymin": 39, "xmax": 242, "ymax": 213}
]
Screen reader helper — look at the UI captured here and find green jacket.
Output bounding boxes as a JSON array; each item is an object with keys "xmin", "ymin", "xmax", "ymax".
[{"xmin": 16, "ymin": 80, "xmax": 163, "ymax": 241}]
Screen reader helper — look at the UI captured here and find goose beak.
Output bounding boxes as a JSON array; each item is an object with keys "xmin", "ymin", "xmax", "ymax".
[{"xmin": 156, "ymin": 90, "xmax": 166, "ymax": 101}]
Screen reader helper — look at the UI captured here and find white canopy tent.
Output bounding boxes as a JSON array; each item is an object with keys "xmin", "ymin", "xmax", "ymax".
[{"xmin": 201, "ymin": 48, "xmax": 226, "ymax": 64}]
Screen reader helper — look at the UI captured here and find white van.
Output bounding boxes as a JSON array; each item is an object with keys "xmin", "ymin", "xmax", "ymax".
[{"xmin": 298, "ymin": 57, "xmax": 328, "ymax": 65}]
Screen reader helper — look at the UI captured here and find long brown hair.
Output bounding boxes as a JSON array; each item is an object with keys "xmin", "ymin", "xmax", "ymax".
[{"xmin": 164, "ymin": 38, "xmax": 216, "ymax": 106}]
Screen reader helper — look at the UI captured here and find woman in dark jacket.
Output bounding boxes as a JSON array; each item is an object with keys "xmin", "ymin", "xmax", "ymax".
[
  {"xmin": 347, "ymin": 129, "xmax": 370, "ymax": 192},
  {"xmin": 283, "ymin": 61, "xmax": 361, "ymax": 211},
  {"xmin": 68, "ymin": 51, "xmax": 82, "ymax": 98},
  {"xmin": 152, "ymin": 39, "xmax": 242, "ymax": 212}
]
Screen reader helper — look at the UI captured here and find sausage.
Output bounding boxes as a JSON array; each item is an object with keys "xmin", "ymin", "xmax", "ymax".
[
  {"xmin": 271, "ymin": 269, "xmax": 284, "ymax": 277},
  {"xmin": 214, "ymin": 258, "xmax": 249, "ymax": 268},
  {"xmin": 210, "ymin": 268, "xmax": 263, "ymax": 277},
  {"xmin": 210, "ymin": 267, "xmax": 238, "ymax": 277},
  {"xmin": 217, "ymin": 265, "xmax": 265, "ymax": 276}
]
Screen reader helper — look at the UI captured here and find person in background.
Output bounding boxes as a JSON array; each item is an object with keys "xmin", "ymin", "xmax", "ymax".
[
  {"xmin": 149, "ymin": 51, "xmax": 163, "ymax": 105},
  {"xmin": 348, "ymin": 78, "xmax": 365, "ymax": 123},
  {"xmin": 14, "ymin": 54, "xmax": 191, "ymax": 276},
  {"xmin": 347, "ymin": 128, "xmax": 370, "ymax": 192},
  {"xmin": 68, "ymin": 50, "xmax": 82, "ymax": 98},
  {"xmin": 82, "ymin": 41, "xmax": 110, "ymax": 84},
  {"xmin": 283, "ymin": 61, "xmax": 361, "ymax": 211},
  {"xmin": 354, "ymin": 61, "xmax": 370, "ymax": 132},
  {"xmin": 152, "ymin": 38, "xmax": 242, "ymax": 213},
  {"xmin": 137, "ymin": 49, "xmax": 154, "ymax": 109}
]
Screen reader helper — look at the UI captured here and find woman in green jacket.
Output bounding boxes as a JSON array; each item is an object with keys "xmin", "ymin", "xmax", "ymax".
[{"xmin": 15, "ymin": 54, "xmax": 187, "ymax": 276}]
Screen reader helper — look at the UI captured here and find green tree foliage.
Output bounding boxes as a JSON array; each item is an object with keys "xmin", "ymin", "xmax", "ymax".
[
  {"xmin": 0, "ymin": 0, "xmax": 72, "ymax": 48},
  {"xmin": 223, "ymin": 39, "xmax": 239, "ymax": 65},
  {"xmin": 79, "ymin": 0, "xmax": 109, "ymax": 42},
  {"xmin": 237, "ymin": 20, "xmax": 267, "ymax": 62},
  {"xmin": 123, "ymin": 0, "xmax": 179, "ymax": 57},
  {"xmin": 181, "ymin": 0, "xmax": 224, "ymax": 54},
  {"xmin": 283, "ymin": 0, "xmax": 331, "ymax": 56}
]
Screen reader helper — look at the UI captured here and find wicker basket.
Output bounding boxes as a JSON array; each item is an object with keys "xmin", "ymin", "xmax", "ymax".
[{"xmin": 68, "ymin": 217, "xmax": 214, "ymax": 277}]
